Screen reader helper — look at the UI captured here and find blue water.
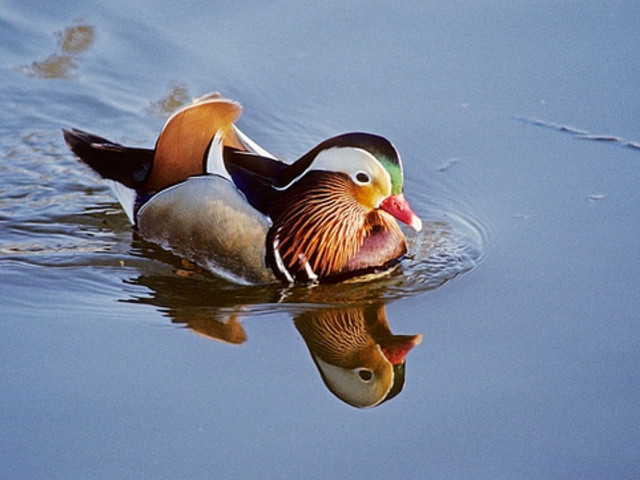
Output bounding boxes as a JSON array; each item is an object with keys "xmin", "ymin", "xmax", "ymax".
[{"xmin": 2, "ymin": 1, "xmax": 639, "ymax": 479}]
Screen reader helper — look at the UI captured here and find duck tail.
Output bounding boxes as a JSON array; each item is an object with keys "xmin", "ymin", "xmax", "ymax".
[
  {"xmin": 62, "ymin": 128, "xmax": 153, "ymax": 189},
  {"xmin": 62, "ymin": 128, "xmax": 152, "ymax": 223},
  {"xmin": 146, "ymin": 96, "xmax": 246, "ymax": 192}
]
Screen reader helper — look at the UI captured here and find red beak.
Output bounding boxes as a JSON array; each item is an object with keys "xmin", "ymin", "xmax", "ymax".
[
  {"xmin": 381, "ymin": 333, "xmax": 423, "ymax": 365},
  {"xmin": 379, "ymin": 194, "xmax": 422, "ymax": 231}
]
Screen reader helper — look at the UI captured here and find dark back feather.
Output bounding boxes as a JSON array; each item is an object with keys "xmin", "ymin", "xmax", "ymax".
[
  {"xmin": 62, "ymin": 128, "xmax": 153, "ymax": 189},
  {"xmin": 222, "ymin": 147, "xmax": 290, "ymax": 213}
]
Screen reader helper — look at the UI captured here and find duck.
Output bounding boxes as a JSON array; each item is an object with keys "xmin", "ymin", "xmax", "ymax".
[
  {"xmin": 63, "ymin": 93, "xmax": 422, "ymax": 284},
  {"xmin": 295, "ymin": 304, "xmax": 423, "ymax": 408}
]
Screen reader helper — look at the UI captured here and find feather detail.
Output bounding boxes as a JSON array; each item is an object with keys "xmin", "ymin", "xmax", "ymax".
[
  {"xmin": 105, "ymin": 179, "xmax": 136, "ymax": 224},
  {"xmin": 62, "ymin": 129, "xmax": 153, "ymax": 190},
  {"xmin": 232, "ymin": 125, "xmax": 276, "ymax": 159},
  {"xmin": 271, "ymin": 233, "xmax": 295, "ymax": 283},
  {"xmin": 145, "ymin": 98, "xmax": 245, "ymax": 192},
  {"xmin": 205, "ymin": 130, "xmax": 231, "ymax": 180},
  {"xmin": 266, "ymin": 171, "xmax": 404, "ymax": 281}
]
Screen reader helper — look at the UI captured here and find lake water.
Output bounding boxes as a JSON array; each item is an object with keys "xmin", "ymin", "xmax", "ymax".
[{"xmin": 2, "ymin": 1, "xmax": 639, "ymax": 479}]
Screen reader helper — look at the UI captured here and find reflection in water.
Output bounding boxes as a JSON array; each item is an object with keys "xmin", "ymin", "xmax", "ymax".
[
  {"xmin": 295, "ymin": 304, "xmax": 422, "ymax": 408},
  {"xmin": 177, "ymin": 308, "xmax": 248, "ymax": 345},
  {"xmin": 22, "ymin": 23, "xmax": 95, "ymax": 79},
  {"xmin": 118, "ymin": 212, "xmax": 483, "ymax": 407},
  {"xmin": 128, "ymin": 263, "xmax": 422, "ymax": 408}
]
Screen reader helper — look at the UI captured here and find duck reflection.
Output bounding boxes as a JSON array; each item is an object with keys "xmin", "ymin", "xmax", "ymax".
[
  {"xmin": 128, "ymin": 261, "xmax": 422, "ymax": 408},
  {"xmin": 295, "ymin": 304, "xmax": 422, "ymax": 408},
  {"xmin": 179, "ymin": 310, "xmax": 247, "ymax": 345}
]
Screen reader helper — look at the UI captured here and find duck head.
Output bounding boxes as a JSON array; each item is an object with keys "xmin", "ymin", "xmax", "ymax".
[{"xmin": 263, "ymin": 133, "xmax": 422, "ymax": 283}]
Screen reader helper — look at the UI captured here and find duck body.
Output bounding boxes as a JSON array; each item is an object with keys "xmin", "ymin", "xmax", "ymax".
[
  {"xmin": 137, "ymin": 175, "xmax": 275, "ymax": 284},
  {"xmin": 63, "ymin": 94, "xmax": 422, "ymax": 284}
]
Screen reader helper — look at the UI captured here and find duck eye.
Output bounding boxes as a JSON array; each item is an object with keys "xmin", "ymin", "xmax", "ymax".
[
  {"xmin": 355, "ymin": 172, "xmax": 370, "ymax": 184},
  {"xmin": 356, "ymin": 368, "xmax": 374, "ymax": 382}
]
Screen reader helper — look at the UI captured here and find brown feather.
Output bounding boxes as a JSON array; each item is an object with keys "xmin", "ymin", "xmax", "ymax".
[
  {"xmin": 144, "ymin": 99, "xmax": 246, "ymax": 192},
  {"xmin": 268, "ymin": 172, "xmax": 407, "ymax": 280},
  {"xmin": 294, "ymin": 306, "xmax": 375, "ymax": 366}
]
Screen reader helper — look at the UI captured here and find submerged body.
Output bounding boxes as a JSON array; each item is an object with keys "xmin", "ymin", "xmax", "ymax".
[{"xmin": 63, "ymin": 94, "xmax": 422, "ymax": 284}]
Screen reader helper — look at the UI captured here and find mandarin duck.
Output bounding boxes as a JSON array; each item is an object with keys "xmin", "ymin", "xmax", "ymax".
[
  {"xmin": 295, "ymin": 304, "xmax": 422, "ymax": 408},
  {"xmin": 63, "ymin": 94, "xmax": 422, "ymax": 284}
]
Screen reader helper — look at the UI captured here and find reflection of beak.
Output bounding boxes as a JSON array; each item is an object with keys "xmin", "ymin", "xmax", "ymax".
[
  {"xmin": 379, "ymin": 193, "xmax": 423, "ymax": 232},
  {"xmin": 380, "ymin": 333, "xmax": 423, "ymax": 365}
]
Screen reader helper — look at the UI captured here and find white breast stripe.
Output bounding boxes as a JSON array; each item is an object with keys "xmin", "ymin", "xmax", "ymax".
[
  {"xmin": 272, "ymin": 238, "xmax": 294, "ymax": 283},
  {"xmin": 301, "ymin": 255, "xmax": 318, "ymax": 282}
]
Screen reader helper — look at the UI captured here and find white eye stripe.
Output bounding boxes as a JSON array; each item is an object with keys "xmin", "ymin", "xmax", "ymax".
[
  {"xmin": 274, "ymin": 146, "xmax": 391, "ymax": 192},
  {"xmin": 312, "ymin": 147, "xmax": 381, "ymax": 179}
]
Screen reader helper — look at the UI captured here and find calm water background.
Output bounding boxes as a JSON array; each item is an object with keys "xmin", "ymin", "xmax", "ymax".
[{"xmin": 2, "ymin": 1, "xmax": 640, "ymax": 479}]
